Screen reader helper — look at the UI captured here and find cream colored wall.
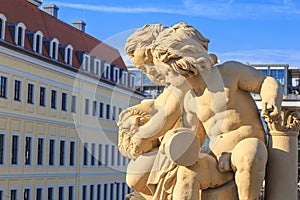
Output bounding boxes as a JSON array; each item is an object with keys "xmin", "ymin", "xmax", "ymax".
[{"xmin": 0, "ymin": 47, "xmax": 140, "ymax": 199}]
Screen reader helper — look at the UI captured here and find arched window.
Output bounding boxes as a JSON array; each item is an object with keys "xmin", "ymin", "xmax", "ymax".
[
  {"xmin": 64, "ymin": 44, "xmax": 73, "ymax": 65},
  {"xmin": 33, "ymin": 30, "xmax": 43, "ymax": 54},
  {"xmin": 0, "ymin": 13, "xmax": 7, "ymax": 40},
  {"xmin": 50, "ymin": 38, "xmax": 59, "ymax": 59},
  {"xmin": 14, "ymin": 22, "xmax": 26, "ymax": 47}
]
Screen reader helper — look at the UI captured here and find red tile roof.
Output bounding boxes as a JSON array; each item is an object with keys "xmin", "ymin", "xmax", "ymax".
[{"xmin": 0, "ymin": 0, "xmax": 127, "ymax": 70}]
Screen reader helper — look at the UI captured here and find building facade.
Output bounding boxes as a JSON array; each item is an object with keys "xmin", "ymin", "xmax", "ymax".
[{"xmin": 0, "ymin": 0, "xmax": 144, "ymax": 199}]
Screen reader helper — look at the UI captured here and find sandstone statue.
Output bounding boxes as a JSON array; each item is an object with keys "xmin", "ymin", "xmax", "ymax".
[{"xmin": 118, "ymin": 22, "xmax": 283, "ymax": 200}]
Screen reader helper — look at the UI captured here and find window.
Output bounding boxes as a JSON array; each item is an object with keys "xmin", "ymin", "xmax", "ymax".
[
  {"xmin": 69, "ymin": 141, "xmax": 75, "ymax": 166},
  {"xmin": 64, "ymin": 45, "xmax": 73, "ymax": 65},
  {"xmin": 14, "ymin": 79, "xmax": 21, "ymax": 101},
  {"xmin": 71, "ymin": 95, "xmax": 77, "ymax": 113},
  {"xmin": 59, "ymin": 140, "xmax": 65, "ymax": 166},
  {"xmin": 103, "ymin": 184, "xmax": 108, "ymax": 200},
  {"xmin": 94, "ymin": 58, "xmax": 101, "ymax": 76},
  {"xmin": 90, "ymin": 185, "xmax": 94, "ymax": 200},
  {"xmin": 110, "ymin": 183, "xmax": 114, "ymax": 200},
  {"xmin": 85, "ymin": 99, "xmax": 90, "ymax": 115},
  {"xmin": 25, "ymin": 136, "xmax": 32, "ymax": 165},
  {"xmin": 13, "ymin": 22, "xmax": 26, "ymax": 47},
  {"xmin": 83, "ymin": 54, "xmax": 90, "ymax": 72},
  {"xmin": 61, "ymin": 92, "xmax": 67, "ymax": 111},
  {"xmin": 37, "ymin": 137, "xmax": 44, "ymax": 165},
  {"xmin": 51, "ymin": 90, "xmax": 57, "ymax": 109},
  {"xmin": 33, "ymin": 30, "xmax": 43, "ymax": 54},
  {"xmin": 98, "ymin": 144, "xmax": 102, "ymax": 166},
  {"xmin": 118, "ymin": 107, "xmax": 122, "ymax": 116},
  {"xmin": 0, "ymin": 13, "xmax": 7, "ymax": 40},
  {"xmin": 0, "ymin": 76, "xmax": 7, "ymax": 98},
  {"xmin": 68, "ymin": 186, "xmax": 74, "ymax": 200},
  {"xmin": 47, "ymin": 187, "xmax": 54, "ymax": 200},
  {"xmin": 92, "ymin": 100, "xmax": 97, "ymax": 116},
  {"xmin": 91, "ymin": 143, "xmax": 95, "ymax": 166},
  {"xmin": 82, "ymin": 185, "xmax": 87, "ymax": 200},
  {"xmin": 103, "ymin": 63, "xmax": 110, "ymax": 79},
  {"xmin": 27, "ymin": 83, "xmax": 34, "ymax": 104},
  {"xmin": 58, "ymin": 186, "xmax": 64, "ymax": 200},
  {"xmin": 23, "ymin": 188, "xmax": 30, "ymax": 200},
  {"xmin": 49, "ymin": 38, "xmax": 59, "ymax": 59},
  {"xmin": 105, "ymin": 144, "xmax": 109, "ymax": 166},
  {"xmin": 36, "ymin": 188, "xmax": 42, "ymax": 200},
  {"xmin": 106, "ymin": 104, "xmax": 110, "ymax": 120},
  {"xmin": 129, "ymin": 74, "xmax": 136, "ymax": 89},
  {"xmin": 83, "ymin": 142, "xmax": 88, "ymax": 166},
  {"xmin": 39, "ymin": 86, "xmax": 46, "ymax": 106},
  {"xmin": 0, "ymin": 133, "xmax": 5, "ymax": 165},
  {"xmin": 116, "ymin": 182, "xmax": 120, "ymax": 200},
  {"xmin": 10, "ymin": 189, "xmax": 17, "ymax": 200},
  {"xmin": 112, "ymin": 106, "xmax": 116, "ymax": 121},
  {"xmin": 111, "ymin": 145, "xmax": 115, "ymax": 166},
  {"xmin": 113, "ymin": 67, "xmax": 120, "ymax": 83},
  {"xmin": 0, "ymin": 189, "xmax": 3, "ymax": 200},
  {"xmin": 11, "ymin": 135, "xmax": 19, "ymax": 165},
  {"xmin": 121, "ymin": 71, "xmax": 128, "ymax": 86},
  {"xmin": 99, "ymin": 102, "xmax": 104, "ymax": 118},
  {"xmin": 97, "ymin": 184, "xmax": 101, "ymax": 200},
  {"xmin": 49, "ymin": 139, "xmax": 55, "ymax": 166}
]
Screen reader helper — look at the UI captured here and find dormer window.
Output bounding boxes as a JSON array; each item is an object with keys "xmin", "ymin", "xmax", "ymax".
[
  {"xmin": 13, "ymin": 22, "xmax": 26, "ymax": 47},
  {"xmin": 121, "ymin": 71, "xmax": 128, "ymax": 86},
  {"xmin": 50, "ymin": 38, "xmax": 59, "ymax": 59},
  {"xmin": 62, "ymin": 44, "xmax": 73, "ymax": 65},
  {"xmin": 103, "ymin": 63, "xmax": 111, "ymax": 79},
  {"xmin": 113, "ymin": 67, "xmax": 120, "ymax": 83},
  {"xmin": 33, "ymin": 30, "xmax": 43, "ymax": 54},
  {"xmin": 82, "ymin": 54, "xmax": 90, "ymax": 72},
  {"xmin": 93, "ymin": 58, "xmax": 101, "ymax": 76},
  {"xmin": 0, "ymin": 13, "xmax": 7, "ymax": 40}
]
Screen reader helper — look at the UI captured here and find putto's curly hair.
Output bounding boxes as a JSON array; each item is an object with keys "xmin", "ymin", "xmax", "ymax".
[
  {"xmin": 125, "ymin": 24, "xmax": 167, "ymax": 59},
  {"xmin": 152, "ymin": 22, "xmax": 218, "ymax": 76}
]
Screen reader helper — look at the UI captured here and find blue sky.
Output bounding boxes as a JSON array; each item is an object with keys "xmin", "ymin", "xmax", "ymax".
[{"xmin": 44, "ymin": 0, "xmax": 300, "ymax": 68}]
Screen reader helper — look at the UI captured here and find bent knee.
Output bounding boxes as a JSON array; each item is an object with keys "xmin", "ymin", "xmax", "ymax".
[{"xmin": 231, "ymin": 138, "xmax": 267, "ymax": 171}]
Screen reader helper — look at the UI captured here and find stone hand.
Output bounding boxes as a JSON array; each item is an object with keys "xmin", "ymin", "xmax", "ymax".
[
  {"xmin": 217, "ymin": 152, "xmax": 232, "ymax": 173},
  {"xmin": 261, "ymin": 101, "xmax": 281, "ymax": 121}
]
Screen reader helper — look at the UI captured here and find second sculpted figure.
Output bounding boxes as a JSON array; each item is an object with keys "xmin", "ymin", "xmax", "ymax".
[{"xmin": 118, "ymin": 22, "xmax": 283, "ymax": 200}]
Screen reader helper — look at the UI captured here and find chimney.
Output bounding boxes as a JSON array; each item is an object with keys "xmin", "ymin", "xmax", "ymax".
[
  {"xmin": 27, "ymin": 0, "xmax": 42, "ymax": 7},
  {"xmin": 43, "ymin": 4, "xmax": 59, "ymax": 18},
  {"xmin": 72, "ymin": 20, "xmax": 86, "ymax": 32}
]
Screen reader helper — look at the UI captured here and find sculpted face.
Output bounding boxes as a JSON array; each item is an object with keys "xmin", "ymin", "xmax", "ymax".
[
  {"xmin": 130, "ymin": 48, "xmax": 147, "ymax": 67},
  {"xmin": 153, "ymin": 60, "xmax": 183, "ymax": 85}
]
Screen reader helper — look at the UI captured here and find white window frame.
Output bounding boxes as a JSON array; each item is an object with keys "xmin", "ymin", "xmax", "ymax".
[
  {"xmin": 82, "ymin": 184, "xmax": 87, "ymax": 200},
  {"xmin": 59, "ymin": 138, "xmax": 66, "ymax": 167},
  {"xmin": 68, "ymin": 185, "xmax": 75, "ymax": 200},
  {"xmin": 0, "ymin": 74, "xmax": 9, "ymax": 99},
  {"xmin": 92, "ymin": 100, "xmax": 97, "ymax": 117},
  {"xmin": 13, "ymin": 78, "xmax": 22, "ymax": 102},
  {"xmin": 49, "ymin": 38, "xmax": 59, "ymax": 59},
  {"xmin": 104, "ymin": 144, "xmax": 109, "ymax": 167},
  {"xmin": 24, "ymin": 134, "xmax": 33, "ymax": 166},
  {"xmin": 0, "ymin": 13, "xmax": 7, "ymax": 40},
  {"xmin": 48, "ymin": 137, "xmax": 56, "ymax": 167},
  {"xmin": 64, "ymin": 44, "xmax": 73, "ymax": 65},
  {"xmin": 96, "ymin": 183, "xmax": 102, "ymax": 200},
  {"xmin": 14, "ymin": 22, "xmax": 26, "ymax": 47},
  {"xmin": 23, "ymin": 186, "xmax": 32, "ymax": 200},
  {"xmin": 83, "ymin": 54, "xmax": 91, "ymax": 72},
  {"xmin": 91, "ymin": 143, "xmax": 96, "ymax": 167},
  {"xmin": 39, "ymin": 85, "xmax": 47, "ymax": 107},
  {"xmin": 36, "ymin": 186, "xmax": 43, "ymax": 200},
  {"xmin": 99, "ymin": 102, "xmax": 104, "ymax": 119},
  {"xmin": 103, "ymin": 63, "xmax": 111, "ymax": 79},
  {"xmin": 90, "ymin": 184, "xmax": 95, "ymax": 200},
  {"xmin": 98, "ymin": 143, "xmax": 103, "ymax": 167},
  {"xmin": 129, "ymin": 74, "xmax": 136, "ymax": 89},
  {"xmin": 70, "ymin": 94, "xmax": 77, "ymax": 113},
  {"xmin": 83, "ymin": 142, "xmax": 88, "ymax": 167},
  {"xmin": 58, "ymin": 185, "xmax": 65, "ymax": 200},
  {"xmin": 85, "ymin": 98, "xmax": 90, "ymax": 115},
  {"xmin": 0, "ymin": 132, "xmax": 6, "ymax": 166},
  {"xmin": 69, "ymin": 140, "xmax": 76, "ymax": 167},
  {"xmin": 36, "ymin": 136, "xmax": 45, "ymax": 166},
  {"xmin": 10, "ymin": 187, "xmax": 18, "ymax": 200},
  {"xmin": 26, "ymin": 81, "xmax": 35, "ymax": 105},
  {"xmin": 121, "ymin": 71, "xmax": 128, "ymax": 86},
  {"xmin": 11, "ymin": 133, "xmax": 20, "ymax": 166},
  {"xmin": 113, "ymin": 67, "xmax": 120, "ymax": 83},
  {"xmin": 61, "ymin": 91, "xmax": 68, "ymax": 112},
  {"xmin": 93, "ymin": 58, "xmax": 101, "ymax": 76},
  {"xmin": 33, "ymin": 30, "xmax": 44, "ymax": 54},
  {"xmin": 50, "ymin": 89, "xmax": 57, "ymax": 109},
  {"xmin": 47, "ymin": 186, "xmax": 54, "ymax": 200}
]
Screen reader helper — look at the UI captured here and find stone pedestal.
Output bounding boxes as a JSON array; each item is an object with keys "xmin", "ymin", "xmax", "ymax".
[{"xmin": 264, "ymin": 106, "xmax": 300, "ymax": 200}]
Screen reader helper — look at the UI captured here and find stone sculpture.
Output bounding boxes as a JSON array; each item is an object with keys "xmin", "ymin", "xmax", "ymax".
[{"xmin": 118, "ymin": 22, "xmax": 286, "ymax": 200}]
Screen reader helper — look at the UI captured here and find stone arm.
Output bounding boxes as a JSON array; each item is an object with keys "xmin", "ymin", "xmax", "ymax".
[{"xmin": 223, "ymin": 61, "xmax": 282, "ymax": 120}]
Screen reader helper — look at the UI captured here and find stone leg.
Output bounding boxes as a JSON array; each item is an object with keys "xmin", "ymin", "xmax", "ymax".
[
  {"xmin": 231, "ymin": 138, "xmax": 268, "ymax": 200},
  {"xmin": 173, "ymin": 154, "xmax": 234, "ymax": 200}
]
